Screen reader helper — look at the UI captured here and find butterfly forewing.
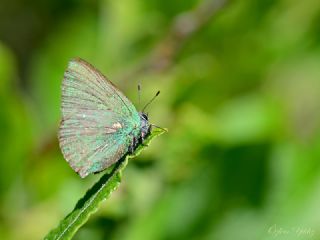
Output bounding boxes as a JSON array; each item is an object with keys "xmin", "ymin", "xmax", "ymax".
[{"xmin": 59, "ymin": 58, "xmax": 140, "ymax": 178}]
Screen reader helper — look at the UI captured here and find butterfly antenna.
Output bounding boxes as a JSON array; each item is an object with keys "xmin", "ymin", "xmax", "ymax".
[
  {"xmin": 142, "ymin": 91, "xmax": 160, "ymax": 112},
  {"xmin": 150, "ymin": 124, "xmax": 167, "ymax": 132},
  {"xmin": 138, "ymin": 84, "xmax": 141, "ymax": 108}
]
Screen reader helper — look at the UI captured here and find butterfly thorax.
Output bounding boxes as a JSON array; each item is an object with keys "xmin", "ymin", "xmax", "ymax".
[{"xmin": 128, "ymin": 112, "xmax": 150, "ymax": 154}]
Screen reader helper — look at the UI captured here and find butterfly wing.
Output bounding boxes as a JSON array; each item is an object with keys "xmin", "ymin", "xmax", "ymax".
[{"xmin": 59, "ymin": 58, "xmax": 141, "ymax": 178}]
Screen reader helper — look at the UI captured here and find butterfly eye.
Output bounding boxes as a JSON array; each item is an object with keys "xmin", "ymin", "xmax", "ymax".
[{"xmin": 142, "ymin": 113, "xmax": 148, "ymax": 120}]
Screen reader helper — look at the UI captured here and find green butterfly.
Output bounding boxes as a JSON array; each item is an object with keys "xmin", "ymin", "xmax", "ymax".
[{"xmin": 58, "ymin": 58, "xmax": 159, "ymax": 178}]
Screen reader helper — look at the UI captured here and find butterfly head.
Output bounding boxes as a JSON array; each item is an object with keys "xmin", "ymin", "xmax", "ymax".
[{"xmin": 139, "ymin": 112, "xmax": 150, "ymax": 139}]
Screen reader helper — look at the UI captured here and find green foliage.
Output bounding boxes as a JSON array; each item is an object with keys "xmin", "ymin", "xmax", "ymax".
[{"xmin": 44, "ymin": 128, "xmax": 166, "ymax": 240}]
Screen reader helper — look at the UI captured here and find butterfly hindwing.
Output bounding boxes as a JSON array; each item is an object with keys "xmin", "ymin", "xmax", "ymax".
[{"xmin": 59, "ymin": 58, "xmax": 141, "ymax": 178}]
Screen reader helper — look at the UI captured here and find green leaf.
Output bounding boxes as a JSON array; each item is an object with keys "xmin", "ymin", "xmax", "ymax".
[{"xmin": 44, "ymin": 128, "xmax": 166, "ymax": 240}]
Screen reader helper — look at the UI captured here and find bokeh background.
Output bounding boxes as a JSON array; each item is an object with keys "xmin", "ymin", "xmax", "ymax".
[{"xmin": 1, "ymin": 0, "xmax": 320, "ymax": 239}]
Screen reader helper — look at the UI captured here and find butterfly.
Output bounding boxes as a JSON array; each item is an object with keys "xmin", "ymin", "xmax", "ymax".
[{"xmin": 58, "ymin": 58, "xmax": 159, "ymax": 178}]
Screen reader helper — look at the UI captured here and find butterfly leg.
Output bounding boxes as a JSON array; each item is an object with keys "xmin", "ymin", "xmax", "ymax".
[
  {"xmin": 129, "ymin": 136, "xmax": 138, "ymax": 153},
  {"xmin": 139, "ymin": 134, "xmax": 149, "ymax": 147}
]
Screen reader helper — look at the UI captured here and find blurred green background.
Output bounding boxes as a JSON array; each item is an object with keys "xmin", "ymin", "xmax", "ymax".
[{"xmin": 1, "ymin": 0, "xmax": 320, "ymax": 239}]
